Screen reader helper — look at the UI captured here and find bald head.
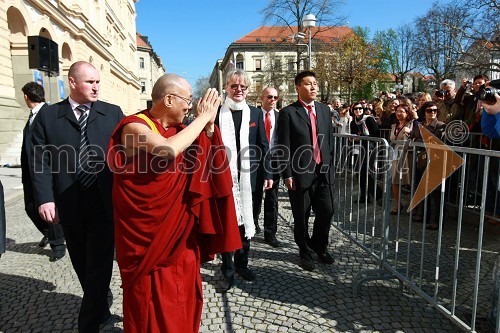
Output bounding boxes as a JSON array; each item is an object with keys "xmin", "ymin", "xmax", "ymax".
[
  {"xmin": 68, "ymin": 61, "xmax": 100, "ymax": 104},
  {"xmin": 151, "ymin": 74, "xmax": 190, "ymax": 103},
  {"xmin": 260, "ymin": 87, "xmax": 278, "ymax": 111},
  {"xmin": 68, "ymin": 61, "xmax": 96, "ymax": 80}
]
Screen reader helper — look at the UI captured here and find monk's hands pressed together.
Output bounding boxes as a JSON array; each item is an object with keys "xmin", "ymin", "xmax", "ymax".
[{"xmin": 197, "ymin": 88, "xmax": 221, "ymax": 130}]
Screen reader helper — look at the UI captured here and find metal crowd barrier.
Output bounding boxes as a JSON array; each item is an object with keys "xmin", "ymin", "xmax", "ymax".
[{"xmin": 331, "ymin": 132, "xmax": 500, "ymax": 333}]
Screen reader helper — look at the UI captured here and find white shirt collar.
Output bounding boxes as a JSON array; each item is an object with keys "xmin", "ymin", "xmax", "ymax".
[
  {"xmin": 31, "ymin": 102, "xmax": 45, "ymax": 115},
  {"xmin": 68, "ymin": 96, "xmax": 91, "ymax": 112}
]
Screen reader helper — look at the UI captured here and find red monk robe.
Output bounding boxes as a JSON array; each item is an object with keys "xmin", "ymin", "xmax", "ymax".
[{"xmin": 107, "ymin": 111, "xmax": 242, "ymax": 333}]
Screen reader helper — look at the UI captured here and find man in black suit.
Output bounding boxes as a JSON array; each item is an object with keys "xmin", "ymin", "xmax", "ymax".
[
  {"xmin": 0, "ymin": 180, "xmax": 5, "ymax": 259},
  {"xmin": 216, "ymin": 68, "xmax": 272, "ymax": 290},
  {"xmin": 253, "ymin": 87, "xmax": 281, "ymax": 247},
  {"xmin": 21, "ymin": 82, "xmax": 65, "ymax": 261},
  {"xmin": 30, "ymin": 61, "xmax": 124, "ymax": 333},
  {"xmin": 276, "ymin": 71, "xmax": 335, "ymax": 272}
]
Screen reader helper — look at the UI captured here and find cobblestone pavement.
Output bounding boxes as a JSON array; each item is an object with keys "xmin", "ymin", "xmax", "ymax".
[{"xmin": 0, "ymin": 167, "xmax": 459, "ymax": 332}]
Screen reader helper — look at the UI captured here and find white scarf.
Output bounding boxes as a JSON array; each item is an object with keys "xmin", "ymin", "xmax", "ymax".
[{"xmin": 218, "ymin": 97, "xmax": 255, "ymax": 239}]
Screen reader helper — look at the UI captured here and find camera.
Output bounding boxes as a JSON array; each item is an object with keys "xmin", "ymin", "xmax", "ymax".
[
  {"xmin": 435, "ymin": 90, "xmax": 448, "ymax": 98},
  {"xmin": 476, "ymin": 79, "xmax": 500, "ymax": 102}
]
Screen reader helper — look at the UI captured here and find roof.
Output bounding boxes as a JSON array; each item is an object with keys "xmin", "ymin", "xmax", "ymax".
[
  {"xmin": 136, "ymin": 33, "xmax": 151, "ymax": 49},
  {"xmin": 233, "ymin": 26, "xmax": 353, "ymax": 44}
]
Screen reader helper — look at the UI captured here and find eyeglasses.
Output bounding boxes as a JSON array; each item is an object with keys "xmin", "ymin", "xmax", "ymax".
[
  {"xmin": 266, "ymin": 95, "xmax": 279, "ymax": 100},
  {"xmin": 425, "ymin": 108, "xmax": 438, "ymax": 113},
  {"xmin": 229, "ymin": 84, "xmax": 248, "ymax": 91},
  {"xmin": 169, "ymin": 93, "xmax": 193, "ymax": 107},
  {"xmin": 352, "ymin": 107, "xmax": 363, "ymax": 110}
]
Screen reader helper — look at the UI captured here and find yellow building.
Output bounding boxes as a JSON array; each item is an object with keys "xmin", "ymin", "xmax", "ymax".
[{"xmin": 0, "ymin": 0, "xmax": 141, "ymax": 164}]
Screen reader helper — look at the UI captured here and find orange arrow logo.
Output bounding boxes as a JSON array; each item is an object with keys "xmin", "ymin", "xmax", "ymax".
[{"xmin": 408, "ymin": 125, "xmax": 465, "ymax": 211}]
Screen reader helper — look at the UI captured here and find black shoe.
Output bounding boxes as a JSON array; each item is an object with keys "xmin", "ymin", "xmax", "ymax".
[
  {"xmin": 236, "ymin": 267, "xmax": 256, "ymax": 281},
  {"xmin": 220, "ymin": 275, "xmax": 234, "ymax": 292},
  {"xmin": 264, "ymin": 236, "xmax": 281, "ymax": 248},
  {"xmin": 255, "ymin": 225, "xmax": 261, "ymax": 234},
  {"xmin": 99, "ymin": 311, "xmax": 112, "ymax": 330},
  {"xmin": 299, "ymin": 257, "xmax": 315, "ymax": 271},
  {"xmin": 38, "ymin": 236, "xmax": 48, "ymax": 248},
  {"xmin": 49, "ymin": 247, "xmax": 66, "ymax": 262},
  {"xmin": 316, "ymin": 251, "xmax": 334, "ymax": 264}
]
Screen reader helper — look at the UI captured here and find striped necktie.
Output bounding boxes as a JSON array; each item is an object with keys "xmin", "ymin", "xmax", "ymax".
[{"xmin": 76, "ymin": 105, "xmax": 96, "ymax": 188}]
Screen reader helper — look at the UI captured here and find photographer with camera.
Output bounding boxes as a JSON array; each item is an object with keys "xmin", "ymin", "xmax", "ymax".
[
  {"xmin": 435, "ymin": 79, "xmax": 463, "ymax": 124},
  {"xmin": 457, "ymin": 75, "xmax": 488, "ymax": 134},
  {"xmin": 481, "ymin": 81, "xmax": 500, "ymax": 138}
]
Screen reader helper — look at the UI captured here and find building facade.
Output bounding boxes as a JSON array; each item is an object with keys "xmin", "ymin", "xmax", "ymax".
[
  {"xmin": 0, "ymin": 0, "xmax": 142, "ymax": 164},
  {"xmin": 210, "ymin": 26, "xmax": 353, "ymax": 107},
  {"xmin": 136, "ymin": 33, "xmax": 165, "ymax": 110}
]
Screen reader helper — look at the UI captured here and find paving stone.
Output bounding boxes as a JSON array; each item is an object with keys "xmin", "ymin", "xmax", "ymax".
[{"xmin": 0, "ymin": 183, "xmax": 478, "ymax": 333}]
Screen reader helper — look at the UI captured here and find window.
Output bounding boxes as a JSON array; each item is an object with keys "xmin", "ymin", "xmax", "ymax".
[
  {"xmin": 140, "ymin": 81, "xmax": 146, "ymax": 93},
  {"xmin": 274, "ymin": 59, "xmax": 281, "ymax": 71},
  {"xmin": 255, "ymin": 59, "xmax": 262, "ymax": 71},
  {"xmin": 255, "ymin": 80, "xmax": 262, "ymax": 94},
  {"xmin": 236, "ymin": 54, "xmax": 244, "ymax": 70},
  {"xmin": 288, "ymin": 80, "xmax": 295, "ymax": 93},
  {"xmin": 139, "ymin": 57, "xmax": 145, "ymax": 69},
  {"xmin": 287, "ymin": 60, "xmax": 295, "ymax": 71}
]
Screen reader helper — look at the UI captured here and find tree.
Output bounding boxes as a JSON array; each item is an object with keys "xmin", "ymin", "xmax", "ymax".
[
  {"xmin": 373, "ymin": 24, "xmax": 417, "ymax": 87},
  {"xmin": 194, "ymin": 75, "xmax": 211, "ymax": 99},
  {"xmin": 260, "ymin": 0, "xmax": 346, "ymax": 71},
  {"xmin": 315, "ymin": 32, "xmax": 383, "ymax": 103},
  {"xmin": 412, "ymin": 0, "xmax": 500, "ymax": 81}
]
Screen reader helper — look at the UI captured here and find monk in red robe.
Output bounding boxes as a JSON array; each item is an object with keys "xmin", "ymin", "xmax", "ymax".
[{"xmin": 107, "ymin": 74, "xmax": 241, "ymax": 333}]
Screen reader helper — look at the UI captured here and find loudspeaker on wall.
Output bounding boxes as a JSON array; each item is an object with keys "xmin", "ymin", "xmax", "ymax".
[{"xmin": 28, "ymin": 35, "xmax": 59, "ymax": 75}]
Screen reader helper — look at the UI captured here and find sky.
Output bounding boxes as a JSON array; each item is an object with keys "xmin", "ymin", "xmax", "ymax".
[{"xmin": 135, "ymin": 0, "xmax": 439, "ymax": 88}]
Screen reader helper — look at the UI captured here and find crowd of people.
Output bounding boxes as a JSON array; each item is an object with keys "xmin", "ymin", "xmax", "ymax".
[
  {"xmin": 327, "ymin": 76, "xmax": 499, "ymax": 228},
  {"xmin": 4, "ymin": 61, "xmax": 499, "ymax": 333}
]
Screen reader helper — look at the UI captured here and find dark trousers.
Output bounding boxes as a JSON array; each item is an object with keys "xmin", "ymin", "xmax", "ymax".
[
  {"xmin": 288, "ymin": 172, "xmax": 334, "ymax": 257},
  {"xmin": 0, "ymin": 181, "xmax": 5, "ymax": 255},
  {"xmin": 252, "ymin": 173, "xmax": 280, "ymax": 239},
  {"xmin": 221, "ymin": 225, "xmax": 250, "ymax": 278},
  {"xmin": 24, "ymin": 188, "xmax": 65, "ymax": 249},
  {"xmin": 357, "ymin": 149, "xmax": 382, "ymax": 200},
  {"xmin": 60, "ymin": 185, "xmax": 114, "ymax": 333},
  {"xmin": 415, "ymin": 167, "xmax": 442, "ymax": 224}
]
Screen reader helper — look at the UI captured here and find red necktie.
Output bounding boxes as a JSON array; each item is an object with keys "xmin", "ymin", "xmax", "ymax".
[
  {"xmin": 306, "ymin": 105, "xmax": 321, "ymax": 164},
  {"xmin": 265, "ymin": 111, "xmax": 272, "ymax": 143}
]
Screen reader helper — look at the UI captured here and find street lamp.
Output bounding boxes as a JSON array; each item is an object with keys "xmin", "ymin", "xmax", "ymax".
[
  {"xmin": 288, "ymin": 32, "xmax": 309, "ymax": 70},
  {"xmin": 394, "ymin": 84, "xmax": 403, "ymax": 94},
  {"xmin": 302, "ymin": 14, "xmax": 316, "ymax": 70}
]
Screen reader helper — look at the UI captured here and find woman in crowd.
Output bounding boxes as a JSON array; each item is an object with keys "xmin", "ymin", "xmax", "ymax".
[
  {"xmin": 416, "ymin": 92, "xmax": 433, "ymax": 121},
  {"xmin": 390, "ymin": 103, "xmax": 417, "ymax": 215},
  {"xmin": 411, "ymin": 101, "xmax": 446, "ymax": 229},
  {"xmin": 338, "ymin": 106, "xmax": 352, "ymax": 134},
  {"xmin": 350, "ymin": 101, "xmax": 383, "ymax": 203},
  {"xmin": 379, "ymin": 99, "xmax": 399, "ymax": 131}
]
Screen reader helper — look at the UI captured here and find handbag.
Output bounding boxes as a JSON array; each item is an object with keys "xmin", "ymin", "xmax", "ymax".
[{"xmin": 416, "ymin": 150, "xmax": 427, "ymax": 170}]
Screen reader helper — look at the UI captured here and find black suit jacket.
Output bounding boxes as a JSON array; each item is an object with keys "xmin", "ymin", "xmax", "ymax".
[
  {"xmin": 21, "ymin": 103, "xmax": 48, "ymax": 198},
  {"xmin": 30, "ymin": 98, "xmax": 124, "ymax": 222},
  {"xmin": 215, "ymin": 105, "xmax": 271, "ymax": 191},
  {"xmin": 276, "ymin": 100, "xmax": 334, "ymax": 190}
]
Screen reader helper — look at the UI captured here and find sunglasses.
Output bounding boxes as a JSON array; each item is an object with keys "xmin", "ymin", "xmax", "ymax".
[
  {"xmin": 426, "ymin": 108, "xmax": 438, "ymax": 113},
  {"xmin": 353, "ymin": 107, "xmax": 363, "ymax": 110},
  {"xmin": 229, "ymin": 84, "xmax": 248, "ymax": 91},
  {"xmin": 267, "ymin": 95, "xmax": 279, "ymax": 100}
]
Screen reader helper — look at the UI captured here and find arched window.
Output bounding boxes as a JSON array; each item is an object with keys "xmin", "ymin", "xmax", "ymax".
[{"xmin": 236, "ymin": 54, "xmax": 244, "ymax": 69}]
